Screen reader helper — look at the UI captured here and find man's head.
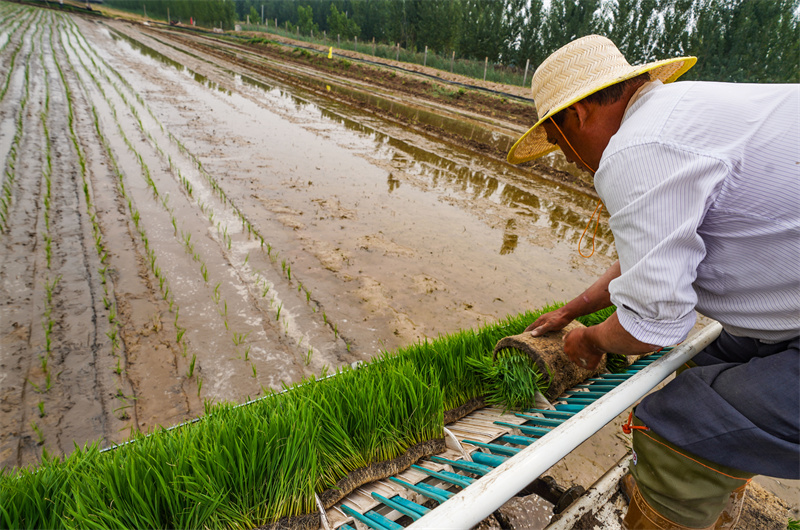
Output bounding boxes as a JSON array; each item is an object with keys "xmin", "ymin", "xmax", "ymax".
[{"xmin": 507, "ymin": 35, "xmax": 696, "ymax": 165}]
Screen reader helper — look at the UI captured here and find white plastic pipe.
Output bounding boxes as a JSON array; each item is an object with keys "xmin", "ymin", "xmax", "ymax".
[{"xmin": 408, "ymin": 321, "xmax": 723, "ymax": 529}]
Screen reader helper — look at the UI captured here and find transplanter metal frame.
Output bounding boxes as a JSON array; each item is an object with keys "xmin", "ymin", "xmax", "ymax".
[{"xmin": 328, "ymin": 321, "xmax": 722, "ymax": 529}]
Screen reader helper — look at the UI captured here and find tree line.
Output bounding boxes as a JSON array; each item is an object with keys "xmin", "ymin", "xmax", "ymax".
[{"xmin": 103, "ymin": 0, "xmax": 799, "ymax": 83}]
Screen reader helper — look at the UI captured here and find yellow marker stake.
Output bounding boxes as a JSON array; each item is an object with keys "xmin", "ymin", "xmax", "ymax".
[{"xmin": 328, "ymin": 47, "xmax": 333, "ymax": 59}]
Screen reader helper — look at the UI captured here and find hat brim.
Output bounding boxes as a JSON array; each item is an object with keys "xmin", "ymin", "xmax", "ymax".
[{"xmin": 507, "ymin": 56, "xmax": 697, "ymax": 165}]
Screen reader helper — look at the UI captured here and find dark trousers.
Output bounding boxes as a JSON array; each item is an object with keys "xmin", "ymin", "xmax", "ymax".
[{"xmin": 635, "ymin": 329, "xmax": 800, "ymax": 479}]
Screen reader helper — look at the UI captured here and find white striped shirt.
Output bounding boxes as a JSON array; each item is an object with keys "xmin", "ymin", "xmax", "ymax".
[{"xmin": 596, "ymin": 80, "xmax": 800, "ymax": 345}]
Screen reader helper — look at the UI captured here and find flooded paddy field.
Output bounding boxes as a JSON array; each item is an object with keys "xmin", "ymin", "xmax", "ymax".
[{"xmin": 0, "ymin": 4, "xmax": 614, "ymax": 470}]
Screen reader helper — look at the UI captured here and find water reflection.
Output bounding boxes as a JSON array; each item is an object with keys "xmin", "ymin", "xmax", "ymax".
[
  {"xmin": 387, "ymin": 172, "xmax": 401, "ymax": 193},
  {"xmin": 500, "ymin": 219, "xmax": 519, "ymax": 255},
  {"xmin": 108, "ymin": 29, "xmax": 231, "ymax": 95}
]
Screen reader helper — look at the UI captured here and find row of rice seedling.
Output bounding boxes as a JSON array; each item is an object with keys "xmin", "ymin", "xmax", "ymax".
[
  {"xmin": 50, "ymin": 15, "xmax": 128, "ymax": 387},
  {"xmin": 93, "ymin": 26, "xmax": 316, "ymax": 310},
  {"xmin": 0, "ymin": 7, "xmax": 28, "ymax": 56},
  {"xmin": 52, "ymin": 17, "xmax": 108, "ymax": 266},
  {"xmin": 37, "ymin": 19, "xmax": 57, "ymax": 406},
  {"xmin": 56, "ymin": 26, "xmax": 192, "ymax": 402},
  {"xmin": 0, "ymin": 302, "xmax": 615, "ymax": 528},
  {"xmin": 0, "ymin": 9, "xmax": 32, "ymax": 104},
  {"xmin": 63, "ymin": 31, "xmax": 178, "ymax": 304},
  {"xmin": 0, "ymin": 357, "xmax": 442, "ymax": 529},
  {"xmin": 63, "ymin": 24, "xmax": 244, "ymax": 381},
  {"xmin": 0, "ymin": 14, "xmax": 36, "ymax": 234},
  {"xmin": 66, "ymin": 21, "xmax": 340, "ymax": 368}
]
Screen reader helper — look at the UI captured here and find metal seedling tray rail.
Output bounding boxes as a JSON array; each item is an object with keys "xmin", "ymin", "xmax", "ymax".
[{"xmin": 327, "ymin": 322, "xmax": 723, "ymax": 530}]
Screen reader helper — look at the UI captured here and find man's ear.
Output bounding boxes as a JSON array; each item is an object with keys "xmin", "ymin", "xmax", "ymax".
[{"xmin": 570, "ymin": 101, "xmax": 591, "ymax": 128}]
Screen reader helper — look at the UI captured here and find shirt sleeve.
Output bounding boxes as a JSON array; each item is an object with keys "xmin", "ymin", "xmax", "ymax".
[{"xmin": 596, "ymin": 142, "xmax": 729, "ymax": 346}]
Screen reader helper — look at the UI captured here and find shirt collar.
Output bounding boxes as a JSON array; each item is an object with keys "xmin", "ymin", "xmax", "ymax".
[{"xmin": 623, "ymin": 79, "xmax": 663, "ymax": 118}]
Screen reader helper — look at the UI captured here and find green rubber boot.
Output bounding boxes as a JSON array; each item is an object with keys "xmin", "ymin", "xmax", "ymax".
[{"xmin": 624, "ymin": 414, "xmax": 753, "ymax": 529}]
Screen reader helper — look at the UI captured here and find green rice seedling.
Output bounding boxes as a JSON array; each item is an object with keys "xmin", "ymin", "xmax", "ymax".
[
  {"xmin": 606, "ymin": 354, "xmax": 628, "ymax": 373},
  {"xmin": 243, "ymin": 253, "xmax": 249, "ymax": 266},
  {"xmin": 114, "ymin": 359, "xmax": 122, "ymax": 375},
  {"xmin": 106, "ymin": 329, "xmax": 118, "ymax": 348},
  {"xmin": 212, "ymin": 283, "xmax": 221, "ymax": 304},
  {"xmin": 232, "ymin": 331, "xmax": 250, "ymax": 346},
  {"xmin": 244, "ymin": 345, "xmax": 250, "ymax": 361},
  {"xmin": 251, "ymin": 364, "xmax": 257, "ymax": 378},
  {"xmin": 305, "ymin": 348, "xmax": 313, "ymax": 365},
  {"xmin": 176, "ymin": 327, "xmax": 186, "ymax": 343},
  {"xmin": 182, "ymin": 231, "xmax": 193, "ymax": 252},
  {"xmin": 30, "ymin": 421, "xmax": 44, "ymax": 445},
  {"xmin": 276, "ymin": 303, "xmax": 282, "ymax": 321},
  {"xmin": 187, "ymin": 354, "xmax": 196, "ymax": 378},
  {"xmin": 37, "ymin": 401, "xmax": 45, "ymax": 418},
  {"xmin": 26, "ymin": 378, "xmax": 42, "ymax": 394},
  {"xmin": 44, "ymin": 275, "xmax": 61, "ymax": 303},
  {"xmin": 102, "ymin": 297, "xmax": 111, "ymax": 310},
  {"xmin": 200, "ymin": 263, "xmax": 208, "ymax": 283},
  {"xmin": 286, "ymin": 264, "xmax": 292, "ymax": 282},
  {"xmin": 467, "ymin": 349, "xmax": 546, "ymax": 411},
  {"xmin": 197, "ymin": 376, "xmax": 203, "ymax": 397}
]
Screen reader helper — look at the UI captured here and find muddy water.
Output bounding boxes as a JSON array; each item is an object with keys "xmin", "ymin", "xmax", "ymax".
[
  {"xmin": 0, "ymin": 7, "xmax": 615, "ymax": 471},
  {"xmin": 99, "ymin": 22, "xmax": 615, "ymax": 348}
]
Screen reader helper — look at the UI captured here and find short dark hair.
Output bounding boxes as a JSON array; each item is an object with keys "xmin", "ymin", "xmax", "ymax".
[{"xmin": 551, "ymin": 72, "xmax": 650, "ymax": 125}]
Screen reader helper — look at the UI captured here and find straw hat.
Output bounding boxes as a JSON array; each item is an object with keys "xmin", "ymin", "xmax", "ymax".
[{"xmin": 507, "ymin": 35, "xmax": 696, "ymax": 164}]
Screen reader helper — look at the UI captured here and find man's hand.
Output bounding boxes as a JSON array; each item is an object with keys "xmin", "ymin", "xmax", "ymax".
[
  {"xmin": 525, "ymin": 307, "xmax": 573, "ymax": 337},
  {"xmin": 563, "ymin": 326, "xmax": 605, "ymax": 370},
  {"xmin": 565, "ymin": 313, "xmax": 660, "ymax": 370}
]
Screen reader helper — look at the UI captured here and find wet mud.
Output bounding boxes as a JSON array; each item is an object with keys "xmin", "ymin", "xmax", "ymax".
[{"xmin": 0, "ymin": 5, "xmax": 616, "ymax": 471}]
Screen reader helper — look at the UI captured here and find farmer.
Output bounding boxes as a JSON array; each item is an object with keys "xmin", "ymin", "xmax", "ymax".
[{"xmin": 507, "ymin": 35, "xmax": 799, "ymax": 529}]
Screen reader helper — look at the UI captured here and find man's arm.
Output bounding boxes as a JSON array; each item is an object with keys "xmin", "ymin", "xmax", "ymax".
[{"xmin": 526, "ymin": 260, "xmax": 621, "ymax": 336}]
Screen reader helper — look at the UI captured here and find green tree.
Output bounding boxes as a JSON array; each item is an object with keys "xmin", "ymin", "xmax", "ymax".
[
  {"xmin": 351, "ymin": 0, "xmax": 391, "ymax": 42},
  {"xmin": 605, "ymin": 0, "xmax": 660, "ymax": 63},
  {"xmin": 298, "ymin": 4, "xmax": 319, "ymax": 35},
  {"xmin": 653, "ymin": 0, "xmax": 693, "ymax": 58},
  {"xmin": 249, "ymin": 6, "xmax": 260, "ymax": 24},
  {"xmin": 506, "ymin": 0, "xmax": 546, "ymax": 70},
  {"xmin": 415, "ymin": 0, "xmax": 460, "ymax": 54},
  {"xmin": 327, "ymin": 3, "xmax": 360, "ymax": 40},
  {"xmin": 457, "ymin": 0, "xmax": 510, "ymax": 63}
]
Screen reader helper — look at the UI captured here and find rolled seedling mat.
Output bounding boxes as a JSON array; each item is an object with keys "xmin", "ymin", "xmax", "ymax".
[{"xmin": 493, "ymin": 321, "xmax": 606, "ymax": 401}]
